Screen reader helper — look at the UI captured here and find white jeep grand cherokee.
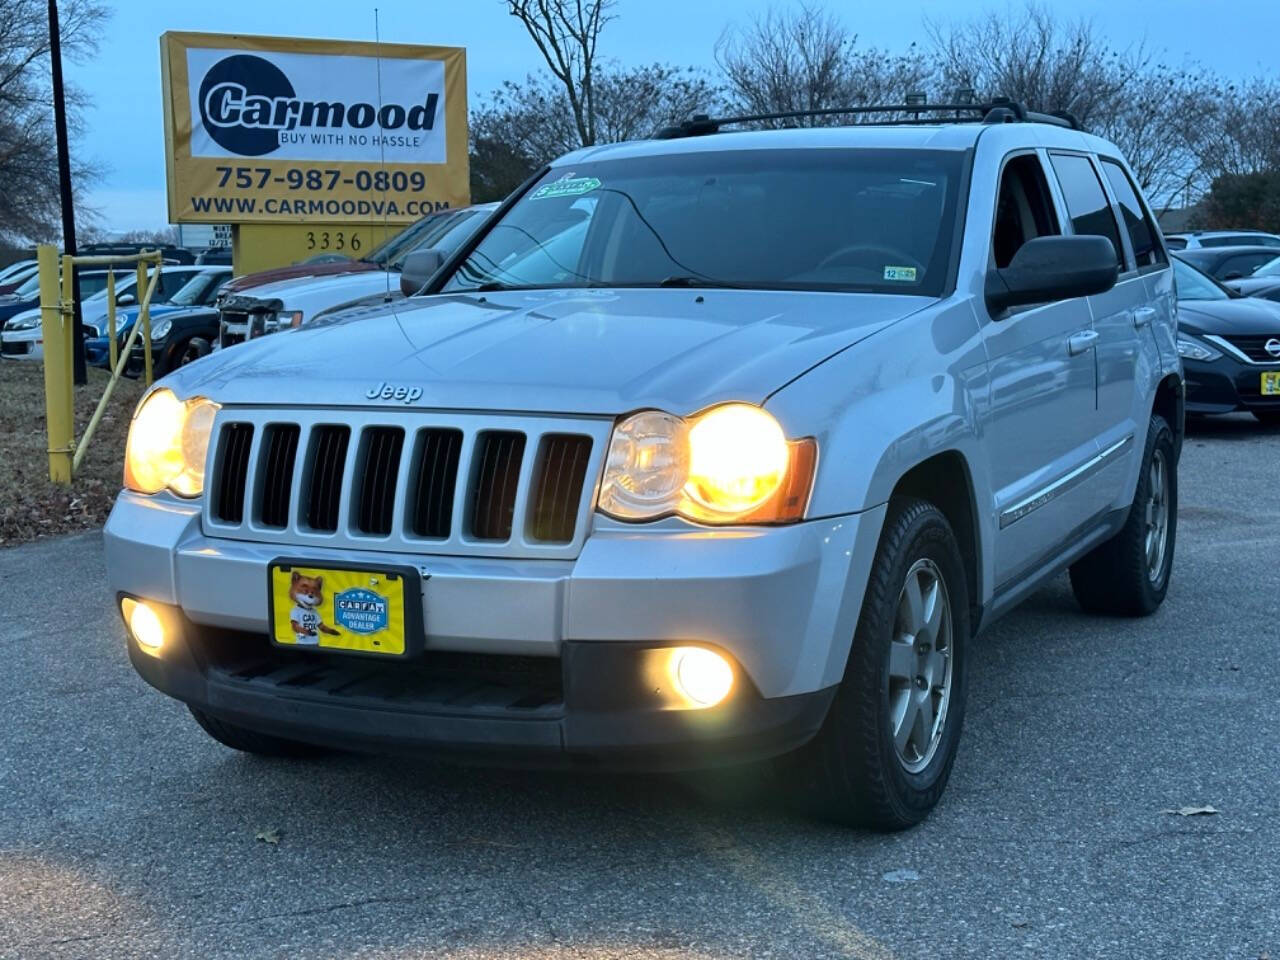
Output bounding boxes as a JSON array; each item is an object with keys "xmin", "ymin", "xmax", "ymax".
[{"xmin": 107, "ymin": 100, "xmax": 1183, "ymax": 829}]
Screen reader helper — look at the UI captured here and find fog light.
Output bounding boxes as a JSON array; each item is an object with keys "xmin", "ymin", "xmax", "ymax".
[
  {"xmin": 670, "ymin": 647, "xmax": 734, "ymax": 708},
  {"xmin": 121, "ymin": 598, "xmax": 164, "ymax": 653}
]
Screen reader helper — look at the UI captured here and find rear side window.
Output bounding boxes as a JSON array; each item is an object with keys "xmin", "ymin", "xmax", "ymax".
[
  {"xmin": 1049, "ymin": 153, "xmax": 1125, "ymax": 270},
  {"xmin": 1164, "ymin": 236, "xmax": 1187, "ymax": 250},
  {"xmin": 1100, "ymin": 159, "xmax": 1166, "ymax": 270}
]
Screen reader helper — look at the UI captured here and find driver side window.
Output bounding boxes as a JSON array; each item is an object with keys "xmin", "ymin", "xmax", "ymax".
[{"xmin": 992, "ymin": 154, "xmax": 1061, "ymax": 269}]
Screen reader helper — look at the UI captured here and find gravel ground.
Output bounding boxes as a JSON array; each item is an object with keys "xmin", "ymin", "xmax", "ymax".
[{"xmin": 0, "ymin": 414, "xmax": 1277, "ymax": 960}]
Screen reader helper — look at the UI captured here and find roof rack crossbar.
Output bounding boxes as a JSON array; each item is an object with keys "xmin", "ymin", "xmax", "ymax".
[{"xmin": 653, "ymin": 98, "xmax": 1082, "ymax": 139}]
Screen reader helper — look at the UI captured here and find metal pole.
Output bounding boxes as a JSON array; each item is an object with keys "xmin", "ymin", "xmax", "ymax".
[
  {"xmin": 38, "ymin": 245, "xmax": 74, "ymax": 484},
  {"xmin": 48, "ymin": 0, "xmax": 85, "ymax": 385}
]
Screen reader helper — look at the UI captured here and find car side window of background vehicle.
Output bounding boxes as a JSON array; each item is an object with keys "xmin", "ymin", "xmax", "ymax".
[{"xmin": 1220, "ymin": 252, "xmax": 1275, "ymax": 280}]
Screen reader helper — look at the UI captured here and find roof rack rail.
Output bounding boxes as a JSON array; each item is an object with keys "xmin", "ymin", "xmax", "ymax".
[{"xmin": 653, "ymin": 97, "xmax": 1082, "ymax": 139}]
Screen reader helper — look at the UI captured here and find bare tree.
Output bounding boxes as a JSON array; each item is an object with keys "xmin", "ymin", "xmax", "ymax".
[
  {"xmin": 0, "ymin": 0, "xmax": 110, "ymax": 244},
  {"xmin": 716, "ymin": 4, "xmax": 932, "ymax": 126},
  {"xmin": 1195, "ymin": 76, "xmax": 1280, "ymax": 180},
  {"xmin": 505, "ymin": 0, "xmax": 616, "ymax": 148},
  {"xmin": 926, "ymin": 2, "xmax": 1223, "ymax": 211},
  {"xmin": 470, "ymin": 63, "xmax": 718, "ymax": 198}
]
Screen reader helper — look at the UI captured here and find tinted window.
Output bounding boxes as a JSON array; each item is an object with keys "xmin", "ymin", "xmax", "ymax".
[
  {"xmin": 444, "ymin": 149, "xmax": 965, "ymax": 296},
  {"xmin": 1218, "ymin": 253, "xmax": 1274, "ymax": 279},
  {"xmin": 1200, "ymin": 235, "xmax": 1280, "ymax": 248},
  {"xmin": 1100, "ymin": 159, "xmax": 1165, "ymax": 269},
  {"xmin": 1164, "ymin": 236, "xmax": 1187, "ymax": 250},
  {"xmin": 1049, "ymin": 153, "xmax": 1125, "ymax": 269}
]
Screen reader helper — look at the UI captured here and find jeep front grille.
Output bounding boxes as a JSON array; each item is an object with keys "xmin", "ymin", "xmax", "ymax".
[
  {"xmin": 212, "ymin": 422, "xmax": 254, "ymax": 524},
  {"xmin": 203, "ymin": 410, "xmax": 609, "ymax": 559}
]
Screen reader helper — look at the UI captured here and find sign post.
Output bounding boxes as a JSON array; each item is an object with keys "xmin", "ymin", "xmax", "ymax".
[{"xmin": 160, "ymin": 31, "xmax": 469, "ymax": 274}]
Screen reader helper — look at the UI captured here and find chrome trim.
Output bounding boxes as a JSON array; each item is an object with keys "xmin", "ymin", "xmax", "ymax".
[
  {"xmin": 1203, "ymin": 334, "xmax": 1280, "ymax": 366},
  {"xmin": 1000, "ymin": 435, "xmax": 1134, "ymax": 529}
]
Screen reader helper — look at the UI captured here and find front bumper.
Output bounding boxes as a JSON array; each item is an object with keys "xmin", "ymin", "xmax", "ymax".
[
  {"xmin": 105, "ymin": 492, "xmax": 883, "ymax": 767},
  {"xmin": 0, "ymin": 328, "xmax": 41, "ymax": 359},
  {"xmin": 1183, "ymin": 351, "xmax": 1280, "ymax": 415}
]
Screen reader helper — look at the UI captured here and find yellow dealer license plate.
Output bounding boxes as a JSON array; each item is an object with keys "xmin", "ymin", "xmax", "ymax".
[
  {"xmin": 267, "ymin": 561, "xmax": 421, "ymax": 659},
  {"xmin": 1262, "ymin": 371, "xmax": 1280, "ymax": 396}
]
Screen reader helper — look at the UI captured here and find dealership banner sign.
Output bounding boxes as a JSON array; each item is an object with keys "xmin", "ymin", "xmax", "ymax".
[{"xmin": 160, "ymin": 32, "xmax": 469, "ymax": 224}]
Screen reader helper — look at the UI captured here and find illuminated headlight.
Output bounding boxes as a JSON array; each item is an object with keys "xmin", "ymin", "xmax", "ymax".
[
  {"xmin": 598, "ymin": 404, "xmax": 816, "ymax": 524},
  {"xmin": 1175, "ymin": 334, "xmax": 1221, "ymax": 362},
  {"xmin": 149, "ymin": 317, "xmax": 172, "ymax": 340},
  {"xmin": 123, "ymin": 388, "xmax": 219, "ymax": 496}
]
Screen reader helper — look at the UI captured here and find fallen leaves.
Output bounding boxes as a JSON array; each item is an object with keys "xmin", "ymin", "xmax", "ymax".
[
  {"xmin": 255, "ymin": 827, "xmax": 282, "ymax": 845},
  {"xmin": 1161, "ymin": 805, "xmax": 1219, "ymax": 817}
]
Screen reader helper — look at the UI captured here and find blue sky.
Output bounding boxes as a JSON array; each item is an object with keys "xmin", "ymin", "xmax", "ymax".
[{"xmin": 72, "ymin": 0, "xmax": 1280, "ymax": 231}]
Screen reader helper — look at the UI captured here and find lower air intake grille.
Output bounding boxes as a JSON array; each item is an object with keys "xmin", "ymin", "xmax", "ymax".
[
  {"xmin": 470, "ymin": 431, "xmax": 526, "ymax": 541},
  {"xmin": 354, "ymin": 427, "xmax": 405, "ymax": 536},
  {"xmin": 214, "ymin": 423, "xmax": 254, "ymax": 523},
  {"xmin": 529, "ymin": 434, "xmax": 593, "ymax": 542},
  {"xmin": 259, "ymin": 424, "xmax": 300, "ymax": 528},
  {"xmin": 305, "ymin": 426, "xmax": 350, "ymax": 532}
]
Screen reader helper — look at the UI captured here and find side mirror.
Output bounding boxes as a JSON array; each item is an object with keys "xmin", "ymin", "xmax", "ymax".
[
  {"xmin": 117, "ymin": 293, "xmax": 137, "ymax": 306},
  {"xmin": 399, "ymin": 249, "xmax": 445, "ymax": 298},
  {"xmin": 985, "ymin": 235, "xmax": 1119, "ymax": 314}
]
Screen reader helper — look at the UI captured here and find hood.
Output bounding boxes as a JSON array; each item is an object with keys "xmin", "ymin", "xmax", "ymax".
[
  {"xmin": 1177, "ymin": 295, "xmax": 1280, "ymax": 334},
  {"xmin": 170, "ymin": 288, "xmax": 933, "ymax": 415},
  {"xmin": 224, "ymin": 271, "xmax": 402, "ymax": 323},
  {"xmin": 222, "ymin": 259, "xmax": 379, "ymax": 294}
]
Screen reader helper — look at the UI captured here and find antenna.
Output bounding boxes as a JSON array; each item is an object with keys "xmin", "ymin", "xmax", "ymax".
[{"xmin": 374, "ymin": 7, "xmax": 392, "ymax": 300}]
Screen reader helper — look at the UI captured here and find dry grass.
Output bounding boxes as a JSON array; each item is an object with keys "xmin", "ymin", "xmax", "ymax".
[{"xmin": 0, "ymin": 361, "xmax": 147, "ymax": 547}]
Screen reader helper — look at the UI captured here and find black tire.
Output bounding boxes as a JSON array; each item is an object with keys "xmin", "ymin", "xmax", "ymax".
[
  {"xmin": 1253, "ymin": 410, "xmax": 1280, "ymax": 427},
  {"xmin": 787, "ymin": 497, "xmax": 969, "ymax": 830},
  {"xmin": 189, "ymin": 707, "xmax": 328, "ymax": 758},
  {"xmin": 1069, "ymin": 414, "xmax": 1177, "ymax": 616}
]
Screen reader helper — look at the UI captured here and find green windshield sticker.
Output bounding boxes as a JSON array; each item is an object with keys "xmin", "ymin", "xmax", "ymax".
[
  {"xmin": 530, "ymin": 176, "xmax": 601, "ymax": 200},
  {"xmin": 883, "ymin": 266, "xmax": 918, "ymax": 282}
]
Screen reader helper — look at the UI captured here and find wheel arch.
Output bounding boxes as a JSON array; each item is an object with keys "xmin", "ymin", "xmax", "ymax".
[
  {"xmin": 1152, "ymin": 373, "xmax": 1184, "ymax": 462},
  {"xmin": 888, "ymin": 450, "xmax": 983, "ymax": 632}
]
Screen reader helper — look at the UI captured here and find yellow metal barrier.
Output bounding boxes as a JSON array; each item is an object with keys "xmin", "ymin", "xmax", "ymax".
[{"xmin": 37, "ymin": 244, "xmax": 163, "ymax": 485}]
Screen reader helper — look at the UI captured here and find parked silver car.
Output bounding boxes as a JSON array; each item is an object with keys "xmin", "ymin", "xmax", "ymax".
[{"xmin": 105, "ymin": 101, "xmax": 1183, "ymax": 829}]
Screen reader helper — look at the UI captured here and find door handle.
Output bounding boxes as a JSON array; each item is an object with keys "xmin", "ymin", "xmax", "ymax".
[
  {"xmin": 1133, "ymin": 307, "xmax": 1157, "ymax": 328},
  {"xmin": 1067, "ymin": 329, "xmax": 1099, "ymax": 355}
]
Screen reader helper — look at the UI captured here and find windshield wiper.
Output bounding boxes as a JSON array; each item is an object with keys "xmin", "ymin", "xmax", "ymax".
[{"xmin": 656, "ymin": 275, "xmax": 739, "ymax": 289}]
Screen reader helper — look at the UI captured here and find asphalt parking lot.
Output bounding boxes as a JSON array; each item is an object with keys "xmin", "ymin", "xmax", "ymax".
[{"xmin": 1, "ymin": 415, "xmax": 1277, "ymax": 960}]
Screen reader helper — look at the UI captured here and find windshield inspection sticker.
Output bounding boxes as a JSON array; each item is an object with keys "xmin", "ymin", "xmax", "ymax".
[
  {"xmin": 530, "ymin": 176, "xmax": 601, "ymax": 200},
  {"xmin": 883, "ymin": 265, "xmax": 918, "ymax": 282}
]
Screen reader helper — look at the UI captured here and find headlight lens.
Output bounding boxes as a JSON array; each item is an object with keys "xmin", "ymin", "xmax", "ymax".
[
  {"xmin": 124, "ymin": 389, "xmax": 219, "ymax": 497},
  {"xmin": 1175, "ymin": 334, "xmax": 1221, "ymax": 362},
  {"xmin": 6, "ymin": 316, "xmax": 39, "ymax": 332},
  {"xmin": 598, "ymin": 404, "xmax": 815, "ymax": 524},
  {"xmin": 150, "ymin": 317, "xmax": 172, "ymax": 340}
]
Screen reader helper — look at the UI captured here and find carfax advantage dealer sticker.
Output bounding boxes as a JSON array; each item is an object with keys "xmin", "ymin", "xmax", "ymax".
[{"xmin": 160, "ymin": 31, "xmax": 469, "ymax": 224}]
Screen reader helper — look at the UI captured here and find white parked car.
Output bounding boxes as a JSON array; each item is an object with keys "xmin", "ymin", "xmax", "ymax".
[{"xmin": 217, "ymin": 203, "xmax": 498, "ymax": 347}]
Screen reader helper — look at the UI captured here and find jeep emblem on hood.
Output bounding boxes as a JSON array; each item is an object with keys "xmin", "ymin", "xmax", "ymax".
[{"xmin": 366, "ymin": 381, "xmax": 423, "ymax": 404}]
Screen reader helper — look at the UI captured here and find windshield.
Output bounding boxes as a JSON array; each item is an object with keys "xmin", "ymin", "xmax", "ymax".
[
  {"xmin": 1174, "ymin": 257, "xmax": 1229, "ymax": 301},
  {"xmin": 442, "ymin": 149, "xmax": 964, "ymax": 296},
  {"xmin": 169, "ymin": 271, "xmax": 225, "ymax": 306},
  {"xmin": 365, "ymin": 208, "xmax": 479, "ymax": 269},
  {"xmin": 1253, "ymin": 255, "xmax": 1280, "ymax": 278}
]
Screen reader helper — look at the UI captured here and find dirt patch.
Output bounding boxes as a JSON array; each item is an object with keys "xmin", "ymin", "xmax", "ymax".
[{"xmin": 0, "ymin": 361, "xmax": 146, "ymax": 547}]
